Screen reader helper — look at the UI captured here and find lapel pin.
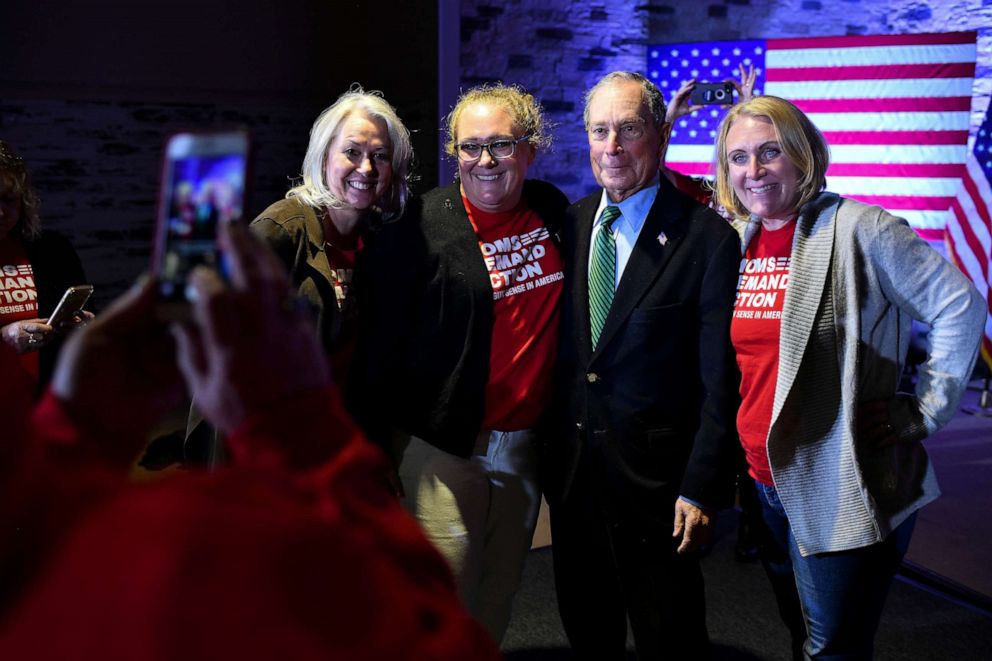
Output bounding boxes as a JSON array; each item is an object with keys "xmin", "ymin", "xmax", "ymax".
[{"xmin": 657, "ymin": 232, "xmax": 668, "ymax": 246}]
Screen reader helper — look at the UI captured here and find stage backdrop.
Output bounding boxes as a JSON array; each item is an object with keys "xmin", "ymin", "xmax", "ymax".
[{"xmin": 657, "ymin": 31, "xmax": 978, "ymax": 242}]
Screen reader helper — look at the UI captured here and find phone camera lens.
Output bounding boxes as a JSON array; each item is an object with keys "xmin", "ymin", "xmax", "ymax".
[{"xmin": 714, "ymin": 88, "xmax": 727, "ymax": 101}]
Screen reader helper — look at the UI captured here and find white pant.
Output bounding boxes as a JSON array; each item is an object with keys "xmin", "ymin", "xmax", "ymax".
[{"xmin": 397, "ymin": 429, "xmax": 541, "ymax": 644}]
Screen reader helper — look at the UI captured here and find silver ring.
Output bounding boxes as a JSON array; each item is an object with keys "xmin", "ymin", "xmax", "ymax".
[{"xmin": 27, "ymin": 334, "xmax": 38, "ymax": 345}]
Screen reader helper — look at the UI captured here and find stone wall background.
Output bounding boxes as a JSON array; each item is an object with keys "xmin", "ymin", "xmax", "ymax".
[
  {"xmin": 457, "ymin": 0, "xmax": 992, "ymax": 203},
  {"xmin": 2, "ymin": 0, "xmax": 989, "ymax": 307},
  {"xmin": 1, "ymin": 0, "xmax": 439, "ymax": 309}
]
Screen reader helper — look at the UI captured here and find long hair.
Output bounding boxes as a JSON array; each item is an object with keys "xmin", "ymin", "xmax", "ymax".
[{"xmin": 287, "ymin": 85, "xmax": 413, "ymax": 220}]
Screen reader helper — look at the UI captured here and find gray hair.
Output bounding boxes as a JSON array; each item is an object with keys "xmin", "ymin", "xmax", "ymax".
[
  {"xmin": 583, "ymin": 71, "xmax": 667, "ymax": 130},
  {"xmin": 287, "ymin": 84, "xmax": 413, "ymax": 219}
]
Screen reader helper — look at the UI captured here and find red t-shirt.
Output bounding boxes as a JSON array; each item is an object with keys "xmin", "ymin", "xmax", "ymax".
[
  {"xmin": 0, "ymin": 238, "xmax": 40, "ymax": 382},
  {"xmin": 730, "ymin": 220, "xmax": 796, "ymax": 486},
  {"xmin": 464, "ymin": 196, "xmax": 564, "ymax": 431}
]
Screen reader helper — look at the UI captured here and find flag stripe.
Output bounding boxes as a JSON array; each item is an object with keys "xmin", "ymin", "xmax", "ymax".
[
  {"xmin": 844, "ymin": 195, "xmax": 957, "ymax": 211},
  {"xmin": 664, "ymin": 162, "xmax": 713, "ymax": 176},
  {"xmin": 828, "ymin": 144, "xmax": 968, "ymax": 163},
  {"xmin": 666, "ymin": 144, "xmax": 970, "ymax": 165},
  {"xmin": 766, "ymin": 43, "xmax": 977, "ymax": 68},
  {"xmin": 893, "ymin": 211, "xmax": 955, "ymax": 230},
  {"xmin": 828, "ymin": 176, "xmax": 961, "ymax": 197},
  {"xmin": 822, "ymin": 131, "xmax": 969, "ymax": 145},
  {"xmin": 767, "ymin": 78, "xmax": 974, "ymax": 99},
  {"xmin": 826, "ymin": 163, "xmax": 965, "ymax": 178},
  {"xmin": 962, "ymin": 157, "xmax": 992, "ymax": 232},
  {"xmin": 949, "ymin": 199, "xmax": 988, "ymax": 283},
  {"xmin": 662, "ymin": 165, "xmax": 967, "ymax": 183},
  {"xmin": 767, "ymin": 62, "xmax": 975, "ymax": 82},
  {"xmin": 945, "ymin": 228, "xmax": 985, "ymax": 289},
  {"xmin": 808, "ymin": 111, "xmax": 969, "ymax": 131},
  {"xmin": 793, "ymin": 97, "xmax": 972, "ymax": 113},
  {"xmin": 767, "ymin": 32, "xmax": 977, "ymax": 50},
  {"xmin": 916, "ymin": 229, "xmax": 946, "ymax": 241}
]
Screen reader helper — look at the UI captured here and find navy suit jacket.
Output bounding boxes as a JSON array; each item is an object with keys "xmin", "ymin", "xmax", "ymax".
[{"xmin": 545, "ymin": 175, "xmax": 741, "ymax": 526}]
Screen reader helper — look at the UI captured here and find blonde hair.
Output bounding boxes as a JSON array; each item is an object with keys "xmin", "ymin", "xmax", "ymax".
[
  {"xmin": 713, "ymin": 95, "xmax": 829, "ymax": 220},
  {"xmin": 0, "ymin": 140, "xmax": 42, "ymax": 241},
  {"xmin": 288, "ymin": 84, "xmax": 413, "ymax": 220},
  {"xmin": 444, "ymin": 83, "xmax": 552, "ymax": 157}
]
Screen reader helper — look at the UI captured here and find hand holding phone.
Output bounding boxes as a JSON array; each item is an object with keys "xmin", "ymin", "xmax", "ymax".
[
  {"xmin": 689, "ymin": 82, "xmax": 735, "ymax": 106},
  {"xmin": 46, "ymin": 284, "xmax": 94, "ymax": 328},
  {"xmin": 152, "ymin": 130, "xmax": 251, "ymax": 308}
]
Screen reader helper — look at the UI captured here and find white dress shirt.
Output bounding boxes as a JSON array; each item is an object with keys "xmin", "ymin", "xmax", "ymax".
[{"xmin": 588, "ymin": 177, "xmax": 660, "ymax": 288}]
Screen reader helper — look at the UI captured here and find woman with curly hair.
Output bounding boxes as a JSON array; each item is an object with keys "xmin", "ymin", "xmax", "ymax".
[
  {"xmin": 0, "ymin": 140, "xmax": 91, "ymax": 393},
  {"xmin": 354, "ymin": 83, "xmax": 567, "ymax": 642}
]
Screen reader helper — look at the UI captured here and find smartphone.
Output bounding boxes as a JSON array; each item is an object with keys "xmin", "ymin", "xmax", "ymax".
[
  {"xmin": 690, "ymin": 82, "xmax": 735, "ymax": 106},
  {"xmin": 152, "ymin": 130, "xmax": 251, "ymax": 305},
  {"xmin": 46, "ymin": 284, "xmax": 94, "ymax": 327}
]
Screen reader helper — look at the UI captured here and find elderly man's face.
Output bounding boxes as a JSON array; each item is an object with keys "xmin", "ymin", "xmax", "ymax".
[{"xmin": 586, "ymin": 80, "xmax": 665, "ymax": 203}]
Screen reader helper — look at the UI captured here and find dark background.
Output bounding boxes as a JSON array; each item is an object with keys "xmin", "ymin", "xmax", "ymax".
[{"xmin": 1, "ymin": 0, "xmax": 440, "ymax": 306}]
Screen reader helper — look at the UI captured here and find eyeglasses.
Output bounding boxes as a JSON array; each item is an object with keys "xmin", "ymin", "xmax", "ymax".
[{"xmin": 455, "ymin": 134, "xmax": 532, "ymax": 162}]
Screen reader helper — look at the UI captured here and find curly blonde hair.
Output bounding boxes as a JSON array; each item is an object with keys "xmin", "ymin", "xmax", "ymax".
[{"xmin": 444, "ymin": 83, "xmax": 553, "ymax": 158}]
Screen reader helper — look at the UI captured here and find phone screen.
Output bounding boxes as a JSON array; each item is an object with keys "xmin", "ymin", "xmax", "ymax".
[{"xmin": 154, "ymin": 131, "xmax": 250, "ymax": 302}]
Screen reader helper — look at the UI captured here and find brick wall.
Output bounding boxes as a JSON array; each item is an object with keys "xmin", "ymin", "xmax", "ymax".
[
  {"xmin": 1, "ymin": 0, "xmax": 438, "ymax": 309},
  {"xmin": 0, "ymin": 99, "xmax": 313, "ymax": 308},
  {"xmin": 458, "ymin": 1, "xmax": 648, "ymax": 201},
  {"xmin": 3, "ymin": 1, "xmax": 989, "ymax": 307},
  {"xmin": 458, "ymin": 0, "xmax": 992, "ymax": 203}
]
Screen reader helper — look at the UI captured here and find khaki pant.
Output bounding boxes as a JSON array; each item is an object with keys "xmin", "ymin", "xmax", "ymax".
[{"xmin": 397, "ymin": 429, "xmax": 541, "ymax": 644}]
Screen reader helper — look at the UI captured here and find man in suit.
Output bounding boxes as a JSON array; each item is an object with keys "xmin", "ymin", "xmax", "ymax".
[{"xmin": 545, "ymin": 71, "xmax": 741, "ymax": 659}]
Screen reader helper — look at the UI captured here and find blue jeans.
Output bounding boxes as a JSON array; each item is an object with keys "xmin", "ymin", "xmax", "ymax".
[{"xmin": 755, "ymin": 481, "xmax": 916, "ymax": 661}]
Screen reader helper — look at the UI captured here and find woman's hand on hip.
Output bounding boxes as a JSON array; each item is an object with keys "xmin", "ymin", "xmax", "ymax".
[{"xmin": 858, "ymin": 399, "xmax": 899, "ymax": 448}]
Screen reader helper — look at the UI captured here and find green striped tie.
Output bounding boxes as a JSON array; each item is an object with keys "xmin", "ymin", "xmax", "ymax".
[{"xmin": 589, "ymin": 205, "xmax": 620, "ymax": 349}]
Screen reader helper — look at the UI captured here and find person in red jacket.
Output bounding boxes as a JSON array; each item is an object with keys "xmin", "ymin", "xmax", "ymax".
[{"xmin": 0, "ymin": 221, "xmax": 498, "ymax": 661}]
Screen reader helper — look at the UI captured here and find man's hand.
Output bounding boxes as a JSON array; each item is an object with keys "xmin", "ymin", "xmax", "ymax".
[{"xmin": 672, "ymin": 497, "xmax": 716, "ymax": 554}]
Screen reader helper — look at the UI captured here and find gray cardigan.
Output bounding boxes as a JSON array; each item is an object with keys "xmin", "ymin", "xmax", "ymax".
[{"xmin": 737, "ymin": 192, "xmax": 985, "ymax": 556}]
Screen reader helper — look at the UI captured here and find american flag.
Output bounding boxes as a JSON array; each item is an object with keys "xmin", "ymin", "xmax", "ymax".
[
  {"xmin": 651, "ymin": 32, "xmax": 978, "ymax": 240},
  {"xmin": 946, "ymin": 101, "xmax": 992, "ymax": 370}
]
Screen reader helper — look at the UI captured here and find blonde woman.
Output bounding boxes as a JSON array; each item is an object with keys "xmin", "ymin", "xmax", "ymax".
[{"xmin": 715, "ymin": 95, "xmax": 984, "ymax": 659}]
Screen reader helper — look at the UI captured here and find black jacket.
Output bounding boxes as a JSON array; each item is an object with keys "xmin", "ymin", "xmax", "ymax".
[
  {"xmin": 353, "ymin": 180, "xmax": 568, "ymax": 458},
  {"xmin": 545, "ymin": 176, "xmax": 741, "ymax": 524},
  {"xmin": 24, "ymin": 230, "xmax": 88, "ymax": 392}
]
